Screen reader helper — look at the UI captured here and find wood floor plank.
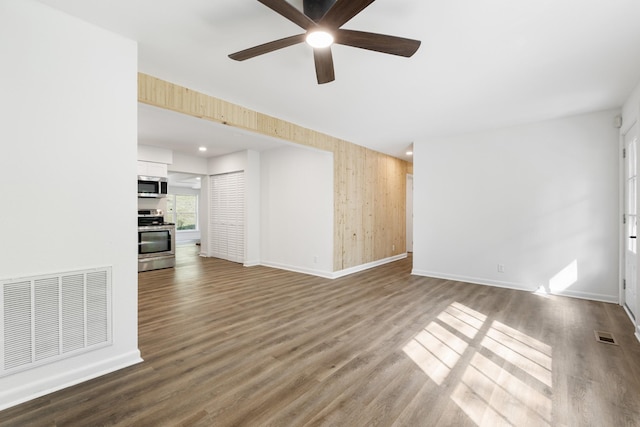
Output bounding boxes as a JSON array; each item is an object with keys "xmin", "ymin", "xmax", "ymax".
[{"xmin": 1, "ymin": 245, "xmax": 640, "ymax": 426}]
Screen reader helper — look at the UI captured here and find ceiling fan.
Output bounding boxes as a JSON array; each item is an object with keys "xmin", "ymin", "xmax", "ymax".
[{"xmin": 228, "ymin": 0, "xmax": 421, "ymax": 84}]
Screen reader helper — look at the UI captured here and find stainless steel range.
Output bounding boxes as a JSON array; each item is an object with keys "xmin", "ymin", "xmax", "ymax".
[{"xmin": 138, "ymin": 209, "xmax": 175, "ymax": 272}]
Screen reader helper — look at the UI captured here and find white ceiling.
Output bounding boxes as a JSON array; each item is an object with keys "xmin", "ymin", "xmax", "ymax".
[
  {"xmin": 38, "ymin": 0, "xmax": 640, "ymax": 161},
  {"xmin": 168, "ymin": 172, "xmax": 202, "ymax": 189},
  {"xmin": 138, "ymin": 103, "xmax": 286, "ymax": 157}
]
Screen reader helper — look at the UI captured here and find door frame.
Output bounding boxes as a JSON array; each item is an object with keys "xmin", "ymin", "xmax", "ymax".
[
  {"xmin": 620, "ymin": 118, "xmax": 640, "ymax": 338},
  {"xmin": 406, "ymin": 174, "xmax": 414, "ymax": 253}
]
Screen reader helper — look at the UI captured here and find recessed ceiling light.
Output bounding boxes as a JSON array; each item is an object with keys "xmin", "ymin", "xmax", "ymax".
[
  {"xmin": 306, "ymin": 30, "xmax": 334, "ymax": 48},
  {"xmin": 405, "ymin": 142, "xmax": 414, "ymax": 156},
  {"xmin": 199, "ymin": 146, "xmax": 207, "ymax": 152}
]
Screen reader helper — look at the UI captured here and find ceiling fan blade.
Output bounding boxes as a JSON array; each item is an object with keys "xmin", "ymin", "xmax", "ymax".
[
  {"xmin": 258, "ymin": 0, "xmax": 316, "ymax": 30},
  {"xmin": 313, "ymin": 47, "xmax": 335, "ymax": 84},
  {"xmin": 334, "ymin": 29, "xmax": 421, "ymax": 57},
  {"xmin": 229, "ymin": 34, "xmax": 306, "ymax": 61},
  {"xmin": 319, "ymin": 0, "xmax": 376, "ymax": 28}
]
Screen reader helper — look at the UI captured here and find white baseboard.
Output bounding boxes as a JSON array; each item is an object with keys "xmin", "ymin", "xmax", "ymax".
[
  {"xmin": 0, "ymin": 350, "xmax": 143, "ymax": 411},
  {"xmin": 626, "ymin": 306, "xmax": 640, "ymax": 344},
  {"xmin": 411, "ymin": 269, "xmax": 618, "ymax": 303},
  {"xmin": 551, "ymin": 288, "xmax": 618, "ymax": 303},
  {"xmin": 260, "ymin": 254, "xmax": 407, "ymax": 280},
  {"xmin": 331, "ymin": 254, "xmax": 407, "ymax": 279},
  {"xmin": 411, "ymin": 269, "xmax": 530, "ymax": 292},
  {"xmin": 259, "ymin": 261, "xmax": 335, "ymax": 279}
]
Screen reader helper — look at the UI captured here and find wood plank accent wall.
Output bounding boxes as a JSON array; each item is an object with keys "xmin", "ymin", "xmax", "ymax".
[{"xmin": 138, "ymin": 73, "xmax": 409, "ymax": 271}]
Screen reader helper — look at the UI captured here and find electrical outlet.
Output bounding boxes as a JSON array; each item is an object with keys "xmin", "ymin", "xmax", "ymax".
[
  {"xmin": 314, "ymin": 256, "xmax": 318, "ymax": 263},
  {"xmin": 392, "ymin": 244, "xmax": 395, "ymax": 251},
  {"xmin": 497, "ymin": 264, "xmax": 505, "ymax": 273}
]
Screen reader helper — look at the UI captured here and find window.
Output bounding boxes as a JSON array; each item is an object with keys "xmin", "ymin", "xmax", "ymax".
[{"xmin": 165, "ymin": 194, "xmax": 198, "ymax": 231}]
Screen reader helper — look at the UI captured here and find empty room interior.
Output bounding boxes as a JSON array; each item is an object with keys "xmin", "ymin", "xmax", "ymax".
[{"xmin": 1, "ymin": 0, "xmax": 640, "ymax": 425}]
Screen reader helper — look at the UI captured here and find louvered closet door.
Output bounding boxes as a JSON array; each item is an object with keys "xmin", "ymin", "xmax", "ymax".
[{"xmin": 209, "ymin": 171, "xmax": 245, "ymax": 263}]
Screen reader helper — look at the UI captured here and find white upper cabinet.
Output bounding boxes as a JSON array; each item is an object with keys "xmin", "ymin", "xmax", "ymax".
[{"xmin": 137, "ymin": 161, "xmax": 168, "ymax": 178}]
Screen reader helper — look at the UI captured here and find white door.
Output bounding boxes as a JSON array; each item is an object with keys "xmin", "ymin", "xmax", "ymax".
[
  {"xmin": 624, "ymin": 122, "xmax": 638, "ymax": 319},
  {"xmin": 406, "ymin": 174, "xmax": 414, "ymax": 252},
  {"xmin": 209, "ymin": 171, "xmax": 245, "ymax": 263}
]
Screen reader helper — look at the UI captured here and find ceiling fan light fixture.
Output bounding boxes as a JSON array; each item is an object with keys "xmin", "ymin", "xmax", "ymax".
[{"xmin": 306, "ymin": 30, "xmax": 334, "ymax": 48}]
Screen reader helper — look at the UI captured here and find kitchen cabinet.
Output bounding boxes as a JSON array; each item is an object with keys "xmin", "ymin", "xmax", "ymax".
[{"xmin": 137, "ymin": 161, "xmax": 168, "ymax": 178}]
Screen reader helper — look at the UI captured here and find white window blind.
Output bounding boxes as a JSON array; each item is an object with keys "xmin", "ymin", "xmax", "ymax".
[{"xmin": 209, "ymin": 171, "xmax": 245, "ymax": 263}]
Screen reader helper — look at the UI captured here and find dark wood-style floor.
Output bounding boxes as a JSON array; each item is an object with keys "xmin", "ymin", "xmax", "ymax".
[{"xmin": 2, "ymin": 245, "xmax": 640, "ymax": 426}]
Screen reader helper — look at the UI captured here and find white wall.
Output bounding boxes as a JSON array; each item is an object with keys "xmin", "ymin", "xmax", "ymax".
[
  {"xmin": 208, "ymin": 150, "xmax": 249, "ymax": 175},
  {"xmin": 199, "ymin": 176, "xmax": 210, "ymax": 256},
  {"xmin": 0, "ymin": 0, "xmax": 139, "ymax": 409},
  {"xmin": 170, "ymin": 151, "xmax": 208, "ymax": 175},
  {"xmin": 245, "ymin": 150, "xmax": 261, "ymax": 266},
  {"xmin": 138, "ymin": 196, "xmax": 167, "ymax": 213},
  {"xmin": 260, "ymin": 146, "xmax": 334, "ymax": 276},
  {"xmin": 413, "ymin": 110, "xmax": 620, "ymax": 302},
  {"xmin": 137, "ymin": 144, "xmax": 173, "ymax": 164},
  {"xmin": 622, "ymin": 82, "xmax": 640, "ymax": 125},
  {"xmin": 622, "ymin": 79, "xmax": 640, "ymax": 339}
]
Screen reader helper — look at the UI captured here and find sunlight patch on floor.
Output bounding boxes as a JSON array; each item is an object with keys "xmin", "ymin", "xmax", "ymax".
[
  {"xmin": 403, "ymin": 302, "xmax": 484, "ymax": 385},
  {"xmin": 403, "ymin": 302, "xmax": 553, "ymax": 426},
  {"xmin": 533, "ymin": 285, "xmax": 550, "ymax": 297},
  {"xmin": 436, "ymin": 302, "xmax": 486, "ymax": 340},
  {"xmin": 480, "ymin": 333, "xmax": 552, "ymax": 388},
  {"xmin": 402, "ymin": 337, "xmax": 452, "ymax": 385},
  {"xmin": 453, "ymin": 352, "xmax": 551, "ymax": 426}
]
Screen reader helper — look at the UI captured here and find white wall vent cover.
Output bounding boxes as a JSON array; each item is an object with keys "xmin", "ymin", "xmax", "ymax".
[{"xmin": 0, "ymin": 267, "xmax": 112, "ymax": 377}]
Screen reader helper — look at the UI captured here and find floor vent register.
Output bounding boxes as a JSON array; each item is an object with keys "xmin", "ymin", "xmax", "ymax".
[
  {"xmin": 594, "ymin": 330, "xmax": 618, "ymax": 346},
  {"xmin": 0, "ymin": 267, "xmax": 112, "ymax": 377}
]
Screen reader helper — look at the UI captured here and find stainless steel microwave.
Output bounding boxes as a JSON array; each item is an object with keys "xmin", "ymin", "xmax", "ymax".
[{"xmin": 138, "ymin": 175, "xmax": 168, "ymax": 198}]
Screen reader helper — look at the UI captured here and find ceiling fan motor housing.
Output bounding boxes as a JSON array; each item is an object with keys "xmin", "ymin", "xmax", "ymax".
[{"xmin": 303, "ymin": 0, "xmax": 336, "ymax": 21}]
